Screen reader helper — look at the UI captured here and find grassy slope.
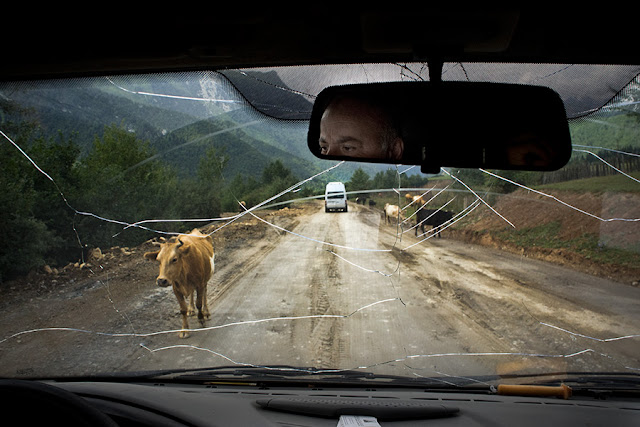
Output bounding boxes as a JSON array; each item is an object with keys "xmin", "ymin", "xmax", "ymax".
[
  {"xmin": 538, "ymin": 172, "xmax": 640, "ymax": 193},
  {"xmin": 450, "ymin": 174, "xmax": 640, "ymax": 284}
]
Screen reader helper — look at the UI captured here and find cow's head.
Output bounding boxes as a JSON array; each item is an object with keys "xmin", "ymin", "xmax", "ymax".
[{"xmin": 144, "ymin": 237, "xmax": 191, "ymax": 288}]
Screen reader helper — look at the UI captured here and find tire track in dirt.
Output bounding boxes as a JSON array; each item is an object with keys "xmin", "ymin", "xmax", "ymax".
[
  {"xmin": 396, "ymin": 235, "xmax": 640, "ymax": 374},
  {"xmin": 299, "ymin": 208, "xmax": 344, "ymax": 368}
]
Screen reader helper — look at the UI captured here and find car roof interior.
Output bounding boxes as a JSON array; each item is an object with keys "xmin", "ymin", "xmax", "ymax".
[{"xmin": 2, "ymin": 8, "xmax": 637, "ymax": 81}]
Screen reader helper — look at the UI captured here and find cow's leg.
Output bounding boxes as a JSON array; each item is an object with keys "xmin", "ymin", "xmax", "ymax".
[
  {"xmin": 195, "ymin": 286, "xmax": 209, "ymax": 327},
  {"xmin": 187, "ymin": 292, "xmax": 196, "ymax": 317},
  {"xmin": 173, "ymin": 288, "xmax": 190, "ymax": 339},
  {"xmin": 202, "ymin": 284, "xmax": 210, "ymax": 320}
]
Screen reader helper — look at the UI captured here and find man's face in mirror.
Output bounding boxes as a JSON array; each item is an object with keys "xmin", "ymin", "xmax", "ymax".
[{"xmin": 318, "ymin": 95, "xmax": 404, "ymax": 161}]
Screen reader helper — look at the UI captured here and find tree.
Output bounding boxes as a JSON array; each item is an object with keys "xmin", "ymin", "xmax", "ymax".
[
  {"xmin": 28, "ymin": 134, "xmax": 82, "ymax": 265},
  {"xmin": 347, "ymin": 167, "xmax": 371, "ymax": 197},
  {"xmin": 76, "ymin": 124, "xmax": 179, "ymax": 248},
  {"xmin": 262, "ymin": 159, "xmax": 293, "ymax": 184},
  {"xmin": 221, "ymin": 173, "xmax": 248, "ymax": 212},
  {"xmin": 186, "ymin": 145, "xmax": 227, "ymax": 219},
  {"xmin": 451, "ymin": 168, "xmax": 485, "ymax": 187},
  {"xmin": 402, "ymin": 173, "xmax": 430, "ymax": 188},
  {"xmin": 0, "ymin": 140, "xmax": 55, "ymax": 280},
  {"xmin": 0, "ymin": 101, "xmax": 80, "ymax": 280},
  {"xmin": 236, "ymin": 159, "xmax": 299, "ymax": 208},
  {"xmin": 372, "ymin": 168, "xmax": 399, "ymax": 189}
]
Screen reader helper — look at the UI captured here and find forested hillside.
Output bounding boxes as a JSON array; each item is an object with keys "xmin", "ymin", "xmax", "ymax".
[{"xmin": 0, "ymin": 82, "xmax": 388, "ymax": 281}]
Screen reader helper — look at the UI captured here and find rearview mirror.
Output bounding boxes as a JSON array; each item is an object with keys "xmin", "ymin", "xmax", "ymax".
[{"xmin": 307, "ymin": 82, "xmax": 572, "ymax": 173}]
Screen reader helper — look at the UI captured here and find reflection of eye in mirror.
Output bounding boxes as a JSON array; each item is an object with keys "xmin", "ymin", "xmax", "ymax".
[
  {"xmin": 317, "ymin": 92, "xmax": 404, "ymax": 162},
  {"xmin": 308, "ymin": 82, "xmax": 572, "ymax": 172}
]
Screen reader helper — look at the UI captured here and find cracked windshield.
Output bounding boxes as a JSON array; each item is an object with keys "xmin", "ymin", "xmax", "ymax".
[{"xmin": 1, "ymin": 64, "xmax": 638, "ymax": 383}]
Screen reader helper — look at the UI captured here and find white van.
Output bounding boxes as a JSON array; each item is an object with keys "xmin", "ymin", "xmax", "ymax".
[{"xmin": 324, "ymin": 182, "xmax": 347, "ymax": 212}]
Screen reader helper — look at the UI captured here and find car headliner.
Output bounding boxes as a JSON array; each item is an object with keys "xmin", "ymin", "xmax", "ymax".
[
  {"xmin": 2, "ymin": 9, "xmax": 638, "ymax": 127},
  {"xmin": 2, "ymin": 9, "xmax": 638, "ymax": 81}
]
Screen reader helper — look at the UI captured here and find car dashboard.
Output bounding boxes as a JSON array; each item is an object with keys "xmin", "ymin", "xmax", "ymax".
[{"xmin": 3, "ymin": 379, "xmax": 638, "ymax": 426}]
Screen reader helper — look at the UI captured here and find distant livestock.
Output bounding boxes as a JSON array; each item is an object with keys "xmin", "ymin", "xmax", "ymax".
[
  {"xmin": 415, "ymin": 208, "xmax": 454, "ymax": 238},
  {"xmin": 384, "ymin": 203, "xmax": 402, "ymax": 224},
  {"xmin": 405, "ymin": 193, "xmax": 428, "ymax": 206},
  {"xmin": 355, "ymin": 197, "xmax": 376, "ymax": 207},
  {"xmin": 144, "ymin": 229, "xmax": 214, "ymax": 338}
]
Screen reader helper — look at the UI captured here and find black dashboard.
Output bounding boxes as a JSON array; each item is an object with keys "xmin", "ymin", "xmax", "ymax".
[{"xmin": 3, "ymin": 380, "xmax": 638, "ymax": 426}]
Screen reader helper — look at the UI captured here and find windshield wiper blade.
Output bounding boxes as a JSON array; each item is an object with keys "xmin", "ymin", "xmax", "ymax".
[
  {"xmin": 145, "ymin": 365, "xmax": 491, "ymax": 390},
  {"xmin": 502, "ymin": 372, "xmax": 640, "ymax": 386},
  {"xmin": 145, "ymin": 365, "xmax": 343, "ymax": 382}
]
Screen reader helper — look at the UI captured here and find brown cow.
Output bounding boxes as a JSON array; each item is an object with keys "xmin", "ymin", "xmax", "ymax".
[
  {"xmin": 144, "ymin": 229, "xmax": 214, "ymax": 338},
  {"xmin": 405, "ymin": 193, "xmax": 427, "ymax": 206}
]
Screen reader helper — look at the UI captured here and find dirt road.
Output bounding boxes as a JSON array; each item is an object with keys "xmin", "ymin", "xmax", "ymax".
[{"xmin": 1, "ymin": 201, "xmax": 638, "ymax": 379}]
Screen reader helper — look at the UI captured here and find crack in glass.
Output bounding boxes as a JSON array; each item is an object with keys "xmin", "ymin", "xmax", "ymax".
[{"xmin": 1, "ymin": 66, "xmax": 638, "ymax": 381}]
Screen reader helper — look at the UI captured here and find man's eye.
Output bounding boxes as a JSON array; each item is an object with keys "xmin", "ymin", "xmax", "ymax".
[{"xmin": 319, "ymin": 146, "xmax": 328, "ymax": 154}]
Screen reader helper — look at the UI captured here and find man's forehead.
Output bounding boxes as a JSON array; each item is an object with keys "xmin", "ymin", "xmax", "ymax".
[
  {"xmin": 326, "ymin": 97, "xmax": 369, "ymax": 114},
  {"xmin": 324, "ymin": 97, "xmax": 386, "ymax": 124},
  {"xmin": 319, "ymin": 115, "xmax": 367, "ymax": 142}
]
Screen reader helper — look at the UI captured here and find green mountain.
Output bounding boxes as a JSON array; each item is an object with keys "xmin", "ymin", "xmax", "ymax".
[
  {"xmin": 4, "ymin": 72, "xmax": 396, "ymax": 184},
  {"xmin": 154, "ymin": 112, "xmax": 322, "ymax": 180}
]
